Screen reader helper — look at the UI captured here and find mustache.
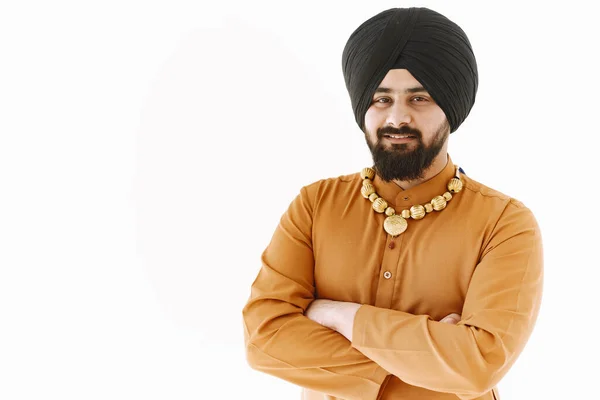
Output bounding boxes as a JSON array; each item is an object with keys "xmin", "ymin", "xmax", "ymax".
[{"xmin": 377, "ymin": 125, "xmax": 422, "ymax": 140}]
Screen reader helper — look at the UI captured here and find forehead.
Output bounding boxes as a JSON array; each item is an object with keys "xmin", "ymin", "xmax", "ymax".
[{"xmin": 378, "ymin": 68, "xmax": 423, "ymax": 89}]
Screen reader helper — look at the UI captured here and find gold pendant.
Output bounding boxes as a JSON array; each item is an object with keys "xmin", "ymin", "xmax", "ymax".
[{"xmin": 383, "ymin": 215, "xmax": 408, "ymax": 237}]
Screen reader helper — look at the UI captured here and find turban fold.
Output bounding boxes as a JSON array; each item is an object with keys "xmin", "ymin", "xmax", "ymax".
[{"xmin": 342, "ymin": 7, "xmax": 478, "ymax": 133}]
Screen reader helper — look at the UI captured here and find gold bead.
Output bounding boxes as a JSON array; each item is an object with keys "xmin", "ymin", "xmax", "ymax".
[
  {"xmin": 401, "ymin": 209, "xmax": 411, "ymax": 219},
  {"xmin": 410, "ymin": 204, "xmax": 426, "ymax": 220},
  {"xmin": 443, "ymin": 191, "xmax": 452, "ymax": 201},
  {"xmin": 447, "ymin": 178, "xmax": 463, "ymax": 193},
  {"xmin": 383, "ymin": 215, "xmax": 408, "ymax": 237},
  {"xmin": 361, "ymin": 167, "xmax": 375, "ymax": 180},
  {"xmin": 372, "ymin": 198, "xmax": 388, "ymax": 213},
  {"xmin": 368, "ymin": 193, "xmax": 379, "ymax": 202},
  {"xmin": 424, "ymin": 203, "xmax": 434, "ymax": 213},
  {"xmin": 431, "ymin": 195, "xmax": 447, "ymax": 211},
  {"xmin": 361, "ymin": 183, "xmax": 375, "ymax": 198},
  {"xmin": 385, "ymin": 207, "xmax": 395, "ymax": 216},
  {"xmin": 362, "ymin": 178, "xmax": 373, "ymax": 186}
]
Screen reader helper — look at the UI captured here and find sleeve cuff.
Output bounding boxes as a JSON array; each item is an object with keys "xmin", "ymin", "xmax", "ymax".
[
  {"xmin": 351, "ymin": 304, "xmax": 415, "ymax": 348},
  {"xmin": 352, "ymin": 305, "xmax": 392, "ymax": 399},
  {"xmin": 352, "ymin": 304, "xmax": 371, "ymax": 347}
]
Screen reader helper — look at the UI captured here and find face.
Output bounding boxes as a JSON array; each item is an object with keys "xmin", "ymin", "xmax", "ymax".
[{"xmin": 363, "ymin": 69, "xmax": 450, "ymax": 182}]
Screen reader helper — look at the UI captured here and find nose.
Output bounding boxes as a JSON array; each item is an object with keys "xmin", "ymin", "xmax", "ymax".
[{"xmin": 385, "ymin": 102, "xmax": 412, "ymax": 127}]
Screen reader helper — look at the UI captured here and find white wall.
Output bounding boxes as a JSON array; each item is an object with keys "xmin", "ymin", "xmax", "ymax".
[{"xmin": 1, "ymin": 1, "xmax": 598, "ymax": 399}]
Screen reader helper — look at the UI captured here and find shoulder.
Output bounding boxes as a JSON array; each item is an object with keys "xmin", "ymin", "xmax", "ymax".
[
  {"xmin": 301, "ymin": 171, "xmax": 362, "ymax": 198},
  {"xmin": 462, "ymin": 173, "xmax": 540, "ymax": 244},
  {"xmin": 462, "ymin": 173, "xmax": 530, "ymax": 212},
  {"xmin": 458, "ymin": 174, "xmax": 543, "ymax": 267},
  {"xmin": 304, "ymin": 171, "xmax": 362, "ymax": 187},
  {"xmin": 288, "ymin": 171, "xmax": 362, "ymax": 215}
]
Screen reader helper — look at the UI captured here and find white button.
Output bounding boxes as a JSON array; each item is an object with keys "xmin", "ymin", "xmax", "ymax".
[{"xmin": 383, "ymin": 271, "xmax": 392, "ymax": 279}]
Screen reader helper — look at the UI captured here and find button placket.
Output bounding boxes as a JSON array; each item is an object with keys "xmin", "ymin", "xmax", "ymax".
[{"xmin": 374, "ymin": 234, "xmax": 404, "ymax": 308}]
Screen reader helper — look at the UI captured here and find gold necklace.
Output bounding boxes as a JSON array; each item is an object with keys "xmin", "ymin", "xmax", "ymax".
[{"xmin": 360, "ymin": 165, "xmax": 463, "ymax": 237}]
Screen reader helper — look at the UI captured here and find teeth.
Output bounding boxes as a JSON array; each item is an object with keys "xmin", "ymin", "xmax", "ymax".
[{"xmin": 387, "ymin": 135, "xmax": 411, "ymax": 139}]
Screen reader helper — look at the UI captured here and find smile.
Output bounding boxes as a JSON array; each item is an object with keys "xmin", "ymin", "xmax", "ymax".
[{"xmin": 384, "ymin": 134, "xmax": 415, "ymax": 139}]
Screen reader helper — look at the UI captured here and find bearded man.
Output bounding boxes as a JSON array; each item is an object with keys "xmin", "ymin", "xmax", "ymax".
[{"xmin": 242, "ymin": 7, "xmax": 543, "ymax": 400}]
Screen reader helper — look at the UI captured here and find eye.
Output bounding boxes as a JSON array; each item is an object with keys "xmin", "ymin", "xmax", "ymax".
[
  {"xmin": 411, "ymin": 96, "xmax": 429, "ymax": 103},
  {"xmin": 374, "ymin": 97, "xmax": 391, "ymax": 104}
]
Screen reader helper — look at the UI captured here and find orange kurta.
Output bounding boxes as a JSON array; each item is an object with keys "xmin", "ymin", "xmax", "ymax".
[{"xmin": 242, "ymin": 156, "xmax": 543, "ymax": 400}]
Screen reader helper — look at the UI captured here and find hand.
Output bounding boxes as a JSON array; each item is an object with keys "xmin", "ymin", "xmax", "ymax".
[
  {"xmin": 439, "ymin": 313, "xmax": 461, "ymax": 324},
  {"xmin": 305, "ymin": 299, "xmax": 338, "ymax": 330},
  {"xmin": 305, "ymin": 299, "xmax": 361, "ymax": 341}
]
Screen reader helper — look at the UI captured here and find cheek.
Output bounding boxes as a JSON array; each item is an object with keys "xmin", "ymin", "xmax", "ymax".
[
  {"xmin": 430, "ymin": 108, "xmax": 447, "ymax": 127},
  {"xmin": 418, "ymin": 108, "xmax": 447, "ymax": 132},
  {"xmin": 364, "ymin": 107, "xmax": 380, "ymax": 134}
]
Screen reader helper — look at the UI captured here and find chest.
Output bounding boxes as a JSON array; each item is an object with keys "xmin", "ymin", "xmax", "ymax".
[{"xmin": 312, "ymin": 203, "xmax": 484, "ymax": 320}]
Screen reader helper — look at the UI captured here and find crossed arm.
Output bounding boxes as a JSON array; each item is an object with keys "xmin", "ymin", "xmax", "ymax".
[
  {"xmin": 305, "ymin": 299, "xmax": 461, "ymax": 342},
  {"xmin": 242, "ymin": 186, "xmax": 543, "ymax": 400}
]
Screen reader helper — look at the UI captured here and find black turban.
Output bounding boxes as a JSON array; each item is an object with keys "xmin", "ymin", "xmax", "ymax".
[{"xmin": 342, "ymin": 7, "xmax": 478, "ymax": 133}]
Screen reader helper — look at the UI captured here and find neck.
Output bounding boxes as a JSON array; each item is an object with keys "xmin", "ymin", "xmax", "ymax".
[{"xmin": 392, "ymin": 151, "xmax": 449, "ymax": 190}]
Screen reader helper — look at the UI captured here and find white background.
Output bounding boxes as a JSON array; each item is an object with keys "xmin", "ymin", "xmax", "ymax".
[{"xmin": 1, "ymin": 1, "xmax": 598, "ymax": 399}]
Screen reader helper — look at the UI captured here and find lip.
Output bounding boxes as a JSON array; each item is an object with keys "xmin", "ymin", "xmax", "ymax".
[{"xmin": 383, "ymin": 135, "xmax": 416, "ymax": 143}]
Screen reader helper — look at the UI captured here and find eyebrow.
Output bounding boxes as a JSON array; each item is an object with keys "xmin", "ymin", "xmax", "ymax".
[{"xmin": 374, "ymin": 86, "xmax": 429, "ymax": 95}]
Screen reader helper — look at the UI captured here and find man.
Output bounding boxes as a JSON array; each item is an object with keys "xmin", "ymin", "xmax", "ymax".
[{"xmin": 242, "ymin": 7, "xmax": 543, "ymax": 400}]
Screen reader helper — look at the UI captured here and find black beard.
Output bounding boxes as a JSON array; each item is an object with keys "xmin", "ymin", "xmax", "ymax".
[{"xmin": 364, "ymin": 121, "xmax": 449, "ymax": 182}]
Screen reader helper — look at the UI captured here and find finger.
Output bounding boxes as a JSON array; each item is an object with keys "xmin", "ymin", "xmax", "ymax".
[
  {"xmin": 440, "ymin": 317, "xmax": 458, "ymax": 324},
  {"xmin": 440, "ymin": 313, "xmax": 461, "ymax": 324}
]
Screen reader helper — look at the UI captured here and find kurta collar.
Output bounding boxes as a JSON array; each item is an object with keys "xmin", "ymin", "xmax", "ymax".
[{"xmin": 371, "ymin": 154, "xmax": 457, "ymax": 209}]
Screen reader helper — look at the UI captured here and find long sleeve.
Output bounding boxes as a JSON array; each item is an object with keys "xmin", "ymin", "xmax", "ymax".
[
  {"xmin": 350, "ymin": 201, "xmax": 543, "ymax": 399},
  {"xmin": 242, "ymin": 184, "xmax": 390, "ymax": 400}
]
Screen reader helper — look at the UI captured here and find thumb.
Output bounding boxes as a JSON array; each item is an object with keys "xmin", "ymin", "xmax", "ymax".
[{"xmin": 440, "ymin": 313, "xmax": 461, "ymax": 324}]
